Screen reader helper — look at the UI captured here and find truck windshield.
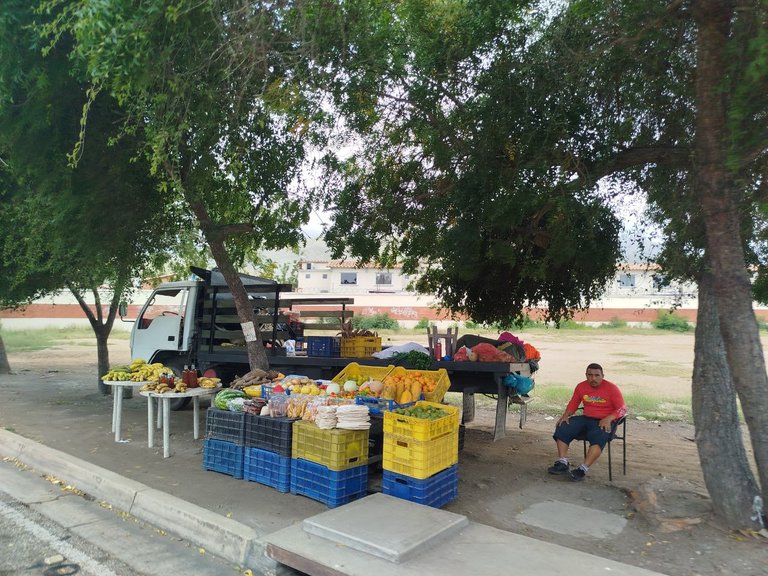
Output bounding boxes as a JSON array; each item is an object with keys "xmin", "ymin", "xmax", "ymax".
[{"xmin": 137, "ymin": 289, "xmax": 187, "ymax": 330}]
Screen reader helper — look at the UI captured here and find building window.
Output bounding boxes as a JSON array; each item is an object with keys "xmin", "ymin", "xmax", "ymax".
[
  {"xmin": 322, "ymin": 273, "xmax": 328, "ymax": 279},
  {"xmin": 305, "ymin": 273, "xmax": 310, "ymax": 279},
  {"xmin": 618, "ymin": 273, "xmax": 635, "ymax": 288},
  {"xmin": 306, "ymin": 262, "xmax": 312, "ymax": 270},
  {"xmin": 376, "ymin": 272, "xmax": 392, "ymax": 286},
  {"xmin": 340, "ymin": 272, "xmax": 357, "ymax": 285}
]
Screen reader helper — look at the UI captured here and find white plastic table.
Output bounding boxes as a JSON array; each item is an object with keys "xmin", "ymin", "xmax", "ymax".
[
  {"xmin": 140, "ymin": 386, "xmax": 220, "ymax": 458},
  {"xmin": 103, "ymin": 380, "xmax": 152, "ymax": 442}
]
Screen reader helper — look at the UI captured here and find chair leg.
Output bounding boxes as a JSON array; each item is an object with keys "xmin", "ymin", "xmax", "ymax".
[{"xmin": 607, "ymin": 440, "xmax": 613, "ymax": 482}]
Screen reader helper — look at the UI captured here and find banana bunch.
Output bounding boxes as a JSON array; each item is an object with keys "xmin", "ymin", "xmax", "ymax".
[
  {"xmin": 140, "ymin": 380, "xmax": 188, "ymax": 394},
  {"xmin": 102, "ymin": 366, "xmax": 132, "ymax": 381},
  {"xmin": 130, "ymin": 361, "xmax": 168, "ymax": 382},
  {"xmin": 198, "ymin": 377, "xmax": 221, "ymax": 389}
]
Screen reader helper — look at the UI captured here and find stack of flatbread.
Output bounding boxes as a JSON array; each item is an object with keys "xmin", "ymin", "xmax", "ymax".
[
  {"xmin": 335, "ymin": 404, "xmax": 370, "ymax": 430},
  {"xmin": 315, "ymin": 405, "xmax": 338, "ymax": 430}
]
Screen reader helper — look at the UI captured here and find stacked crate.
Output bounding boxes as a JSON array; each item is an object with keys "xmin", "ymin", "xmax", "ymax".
[
  {"xmin": 290, "ymin": 420, "xmax": 369, "ymax": 508},
  {"xmin": 381, "ymin": 401, "xmax": 460, "ymax": 508},
  {"xmin": 242, "ymin": 414, "xmax": 296, "ymax": 492},
  {"xmin": 202, "ymin": 408, "xmax": 246, "ymax": 479}
]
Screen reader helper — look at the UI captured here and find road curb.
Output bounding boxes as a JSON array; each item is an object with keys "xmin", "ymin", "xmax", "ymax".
[{"xmin": 0, "ymin": 429, "xmax": 288, "ymax": 575}]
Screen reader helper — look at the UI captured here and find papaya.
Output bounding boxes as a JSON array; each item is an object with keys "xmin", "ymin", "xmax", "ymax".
[
  {"xmin": 399, "ymin": 389, "xmax": 413, "ymax": 405},
  {"xmin": 410, "ymin": 380, "xmax": 422, "ymax": 401},
  {"xmin": 381, "ymin": 383, "xmax": 397, "ymax": 400}
]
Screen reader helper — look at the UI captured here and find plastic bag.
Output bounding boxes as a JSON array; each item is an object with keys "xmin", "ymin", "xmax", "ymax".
[
  {"xmin": 453, "ymin": 345, "xmax": 471, "ymax": 362},
  {"xmin": 471, "ymin": 342, "xmax": 516, "ymax": 362}
]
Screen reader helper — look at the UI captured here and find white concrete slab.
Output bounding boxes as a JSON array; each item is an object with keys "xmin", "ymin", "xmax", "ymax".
[
  {"xmin": 516, "ymin": 500, "xmax": 627, "ymax": 538},
  {"xmin": 302, "ymin": 493, "xmax": 469, "ymax": 563},
  {"xmin": 266, "ymin": 518, "xmax": 669, "ymax": 576}
]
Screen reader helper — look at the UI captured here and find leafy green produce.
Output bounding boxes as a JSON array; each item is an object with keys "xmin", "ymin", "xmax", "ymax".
[{"xmin": 391, "ymin": 350, "xmax": 433, "ymax": 370}]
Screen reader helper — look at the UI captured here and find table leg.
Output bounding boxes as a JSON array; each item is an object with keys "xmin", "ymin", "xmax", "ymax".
[
  {"xmin": 493, "ymin": 374, "xmax": 508, "ymax": 442},
  {"xmin": 163, "ymin": 398, "xmax": 171, "ymax": 458},
  {"xmin": 193, "ymin": 396, "xmax": 200, "ymax": 440},
  {"xmin": 157, "ymin": 398, "xmax": 162, "ymax": 429},
  {"xmin": 111, "ymin": 388, "xmax": 118, "ymax": 433},
  {"xmin": 114, "ymin": 385, "xmax": 124, "ymax": 442},
  {"xmin": 147, "ymin": 395, "xmax": 155, "ymax": 448}
]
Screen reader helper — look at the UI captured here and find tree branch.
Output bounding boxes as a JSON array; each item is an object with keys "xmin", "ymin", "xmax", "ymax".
[{"xmin": 576, "ymin": 145, "xmax": 693, "ymax": 188}]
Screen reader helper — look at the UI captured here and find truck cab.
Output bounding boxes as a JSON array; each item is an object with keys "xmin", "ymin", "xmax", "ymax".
[{"xmin": 130, "ymin": 280, "xmax": 200, "ymax": 366}]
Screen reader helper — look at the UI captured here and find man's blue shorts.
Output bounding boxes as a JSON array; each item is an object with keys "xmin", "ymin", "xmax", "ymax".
[{"xmin": 553, "ymin": 415, "xmax": 614, "ymax": 449}]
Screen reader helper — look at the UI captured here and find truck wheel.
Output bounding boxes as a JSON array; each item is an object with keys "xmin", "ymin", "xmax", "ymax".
[{"xmin": 169, "ymin": 397, "xmax": 191, "ymax": 411}]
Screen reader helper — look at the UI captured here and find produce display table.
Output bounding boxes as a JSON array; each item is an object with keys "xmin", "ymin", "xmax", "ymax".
[
  {"xmin": 103, "ymin": 380, "xmax": 153, "ymax": 443},
  {"xmin": 263, "ymin": 357, "xmax": 533, "ymax": 441},
  {"xmin": 436, "ymin": 361, "xmax": 533, "ymax": 441},
  {"xmin": 140, "ymin": 386, "xmax": 220, "ymax": 458}
]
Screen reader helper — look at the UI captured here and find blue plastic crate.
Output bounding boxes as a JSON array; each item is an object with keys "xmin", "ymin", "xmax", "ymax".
[
  {"xmin": 354, "ymin": 396, "xmax": 418, "ymax": 415},
  {"xmin": 202, "ymin": 438, "xmax": 244, "ymax": 479},
  {"xmin": 244, "ymin": 447, "xmax": 291, "ymax": 493},
  {"xmin": 306, "ymin": 336, "xmax": 341, "ymax": 358},
  {"xmin": 205, "ymin": 408, "xmax": 246, "ymax": 445},
  {"xmin": 382, "ymin": 464, "xmax": 458, "ymax": 508},
  {"xmin": 290, "ymin": 458, "xmax": 368, "ymax": 508}
]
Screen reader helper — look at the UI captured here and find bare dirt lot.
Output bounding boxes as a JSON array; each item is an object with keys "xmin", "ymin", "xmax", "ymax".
[{"xmin": 2, "ymin": 330, "xmax": 767, "ymax": 576}]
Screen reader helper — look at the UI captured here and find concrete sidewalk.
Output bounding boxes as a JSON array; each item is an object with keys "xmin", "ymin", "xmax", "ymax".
[
  {"xmin": 0, "ymin": 430, "xmax": 667, "ymax": 576},
  {"xmin": 0, "ymin": 371, "xmax": 670, "ymax": 575}
]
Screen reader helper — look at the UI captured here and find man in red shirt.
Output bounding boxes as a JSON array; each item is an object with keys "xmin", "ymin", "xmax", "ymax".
[{"xmin": 548, "ymin": 363, "xmax": 627, "ymax": 481}]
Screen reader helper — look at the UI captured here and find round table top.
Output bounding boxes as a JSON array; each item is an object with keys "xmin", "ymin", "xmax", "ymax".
[
  {"xmin": 139, "ymin": 385, "xmax": 221, "ymax": 399},
  {"xmin": 102, "ymin": 379, "xmax": 154, "ymax": 387}
]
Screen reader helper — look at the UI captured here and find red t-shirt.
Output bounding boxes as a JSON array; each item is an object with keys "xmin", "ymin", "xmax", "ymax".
[{"xmin": 566, "ymin": 379, "xmax": 627, "ymax": 420}]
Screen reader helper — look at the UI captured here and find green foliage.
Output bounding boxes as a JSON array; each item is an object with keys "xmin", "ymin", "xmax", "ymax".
[
  {"xmin": 352, "ymin": 313, "xmax": 400, "ymax": 331},
  {"xmin": 601, "ymin": 317, "xmax": 628, "ymax": 329},
  {"xmin": 314, "ymin": 1, "xmax": 622, "ymax": 327},
  {"xmin": 553, "ymin": 319, "xmax": 589, "ymax": 330},
  {"xmin": 653, "ymin": 311, "xmax": 692, "ymax": 332},
  {"xmin": 0, "ymin": 1, "xmax": 176, "ymax": 310},
  {"xmin": 414, "ymin": 318, "xmax": 432, "ymax": 330},
  {"xmin": 390, "ymin": 350, "xmax": 433, "ymax": 369},
  {"xmin": 463, "ymin": 320, "xmax": 480, "ymax": 329}
]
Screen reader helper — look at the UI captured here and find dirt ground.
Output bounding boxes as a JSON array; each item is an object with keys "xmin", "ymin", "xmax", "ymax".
[{"xmin": 2, "ymin": 331, "xmax": 767, "ymax": 576}]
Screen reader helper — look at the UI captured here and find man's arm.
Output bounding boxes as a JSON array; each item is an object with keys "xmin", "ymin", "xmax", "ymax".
[
  {"xmin": 598, "ymin": 385, "xmax": 627, "ymax": 431},
  {"xmin": 556, "ymin": 407, "xmax": 576, "ymax": 426},
  {"xmin": 558, "ymin": 384, "xmax": 583, "ymax": 425}
]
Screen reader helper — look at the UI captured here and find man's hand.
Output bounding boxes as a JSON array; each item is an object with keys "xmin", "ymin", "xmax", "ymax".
[
  {"xmin": 599, "ymin": 417, "xmax": 614, "ymax": 432},
  {"xmin": 557, "ymin": 414, "xmax": 571, "ymax": 426}
]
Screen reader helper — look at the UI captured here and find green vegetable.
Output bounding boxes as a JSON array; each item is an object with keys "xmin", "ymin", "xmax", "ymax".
[
  {"xmin": 392, "ymin": 405, "xmax": 448, "ymax": 420},
  {"xmin": 214, "ymin": 390, "xmax": 246, "ymax": 410},
  {"xmin": 391, "ymin": 350, "xmax": 433, "ymax": 370}
]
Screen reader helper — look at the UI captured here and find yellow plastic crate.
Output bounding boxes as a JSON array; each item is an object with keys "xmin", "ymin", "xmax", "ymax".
[
  {"xmin": 384, "ymin": 367, "xmax": 451, "ymax": 403},
  {"xmin": 331, "ymin": 362, "xmax": 394, "ymax": 385},
  {"xmin": 382, "ymin": 430, "xmax": 459, "ymax": 479},
  {"xmin": 383, "ymin": 401, "xmax": 460, "ymax": 442},
  {"xmin": 341, "ymin": 336, "xmax": 382, "ymax": 358},
  {"xmin": 291, "ymin": 420, "xmax": 369, "ymax": 471}
]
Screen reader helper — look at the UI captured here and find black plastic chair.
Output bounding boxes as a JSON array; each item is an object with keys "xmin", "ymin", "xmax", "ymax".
[{"xmin": 578, "ymin": 416, "xmax": 626, "ymax": 481}]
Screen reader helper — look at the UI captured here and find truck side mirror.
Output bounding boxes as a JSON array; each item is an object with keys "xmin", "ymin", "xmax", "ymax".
[{"xmin": 118, "ymin": 301, "xmax": 128, "ymax": 318}]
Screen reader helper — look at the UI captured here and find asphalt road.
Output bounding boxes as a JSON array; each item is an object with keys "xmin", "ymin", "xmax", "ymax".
[{"xmin": 0, "ymin": 459, "xmax": 243, "ymax": 576}]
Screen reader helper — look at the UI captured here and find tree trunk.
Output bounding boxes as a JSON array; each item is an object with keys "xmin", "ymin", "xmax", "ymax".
[
  {"xmin": 69, "ymin": 285, "xmax": 120, "ymax": 395},
  {"xmin": 693, "ymin": 0, "xmax": 768, "ymax": 509},
  {"xmin": 187, "ymin": 198, "xmax": 269, "ymax": 371},
  {"xmin": 94, "ymin": 324, "xmax": 111, "ymax": 395},
  {"xmin": 693, "ymin": 271, "xmax": 763, "ymax": 529},
  {"xmin": 0, "ymin": 334, "xmax": 10, "ymax": 374}
]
